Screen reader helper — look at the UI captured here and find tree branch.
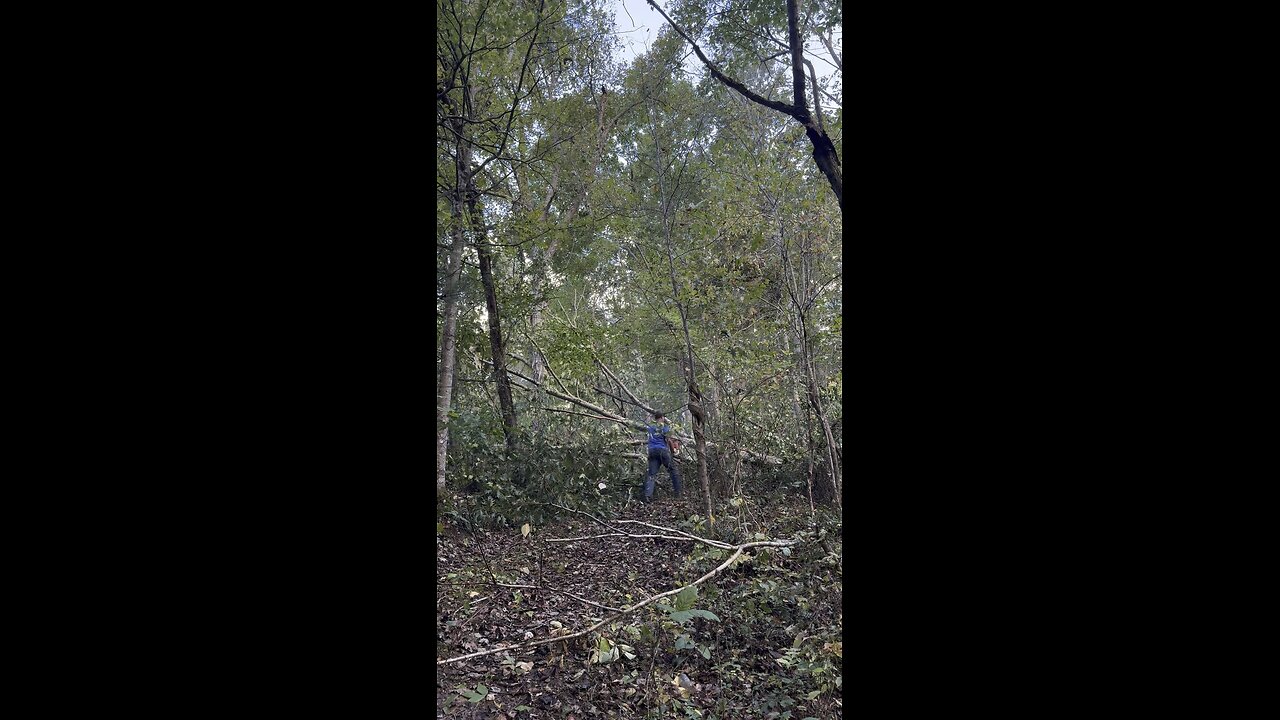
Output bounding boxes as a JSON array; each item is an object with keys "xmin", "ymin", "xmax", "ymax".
[
  {"xmin": 819, "ymin": 31, "xmax": 842, "ymax": 72},
  {"xmin": 436, "ymin": 535, "xmax": 797, "ymax": 665},
  {"xmin": 594, "ymin": 357, "xmax": 658, "ymax": 415},
  {"xmin": 802, "ymin": 56, "xmax": 827, "ymax": 137},
  {"xmin": 645, "ymin": 0, "xmax": 800, "ymax": 119}
]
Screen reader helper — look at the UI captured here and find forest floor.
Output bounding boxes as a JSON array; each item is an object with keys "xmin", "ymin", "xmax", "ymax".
[{"xmin": 436, "ymin": 490, "xmax": 843, "ymax": 719}]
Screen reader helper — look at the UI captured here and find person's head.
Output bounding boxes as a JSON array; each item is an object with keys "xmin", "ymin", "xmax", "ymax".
[{"xmin": 653, "ymin": 412, "xmax": 666, "ymax": 423}]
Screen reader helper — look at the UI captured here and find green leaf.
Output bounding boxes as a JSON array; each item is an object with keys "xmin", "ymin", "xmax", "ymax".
[{"xmin": 675, "ymin": 585, "xmax": 697, "ymax": 611}]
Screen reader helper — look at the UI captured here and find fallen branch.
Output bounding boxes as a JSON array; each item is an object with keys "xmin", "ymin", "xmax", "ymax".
[
  {"xmin": 436, "ymin": 535, "xmax": 797, "ymax": 665},
  {"xmin": 613, "ymin": 519, "xmax": 736, "ymax": 550},
  {"xmin": 548, "ymin": 502, "xmax": 627, "ymax": 535},
  {"xmin": 552, "ymin": 505, "xmax": 736, "ymax": 551},
  {"xmin": 545, "ymin": 530, "xmax": 707, "ymax": 545}
]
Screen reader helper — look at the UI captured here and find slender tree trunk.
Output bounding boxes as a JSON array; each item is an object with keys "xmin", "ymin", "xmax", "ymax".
[
  {"xmin": 799, "ymin": 314, "xmax": 840, "ymax": 505},
  {"xmin": 471, "ymin": 194, "xmax": 522, "ymax": 478},
  {"xmin": 436, "ymin": 125, "xmax": 470, "ymax": 491},
  {"xmin": 649, "ymin": 99, "xmax": 714, "ymax": 525},
  {"xmin": 783, "ymin": 327, "xmax": 803, "ymax": 427},
  {"xmin": 780, "ymin": 226, "xmax": 841, "ymax": 507},
  {"xmin": 707, "ymin": 364, "xmax": 719, "ymax": 428},
  {"xmin": 803, "ymin": 396, "xmax": 816, "ymax": 514}
]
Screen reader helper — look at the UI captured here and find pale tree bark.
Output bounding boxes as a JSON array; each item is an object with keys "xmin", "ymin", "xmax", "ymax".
[{"xmin": 436, "ymin": 121, "xmax": 470, "ymax": 491}]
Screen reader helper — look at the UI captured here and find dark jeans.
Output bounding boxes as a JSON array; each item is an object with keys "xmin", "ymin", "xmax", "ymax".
[{"xmin": 645, "ymin": 447, "xmax": 682, "ymax": 499}]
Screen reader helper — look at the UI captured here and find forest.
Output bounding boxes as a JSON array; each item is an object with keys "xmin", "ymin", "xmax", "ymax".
[{"xmin": 437, "ymin": 0, "xmax": 841, "ymax": 716}]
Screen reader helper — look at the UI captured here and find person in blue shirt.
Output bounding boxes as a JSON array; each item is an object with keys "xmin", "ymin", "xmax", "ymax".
[{"xmin": 643, "ymin": 412, "xmax": 682, "ymax": 503}]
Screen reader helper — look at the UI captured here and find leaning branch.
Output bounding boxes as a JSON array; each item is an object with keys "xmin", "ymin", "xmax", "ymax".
[
  {"xmin": 594, "ymin": 357, "xmax": 658, "ymax": 415},
  {"xmin": 644, "ymin": 0, "xmax": 799, "ymax": 119}
]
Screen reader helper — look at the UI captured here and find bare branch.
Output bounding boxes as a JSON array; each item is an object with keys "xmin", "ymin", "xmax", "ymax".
[
  {"xmin": 538, "ymin": 406, "xmax": 622, "ymax": 423},
  {"xmin": 613, "ymin": 519, "xmax": 736, "ymax": 549},
  {"xmin": 802, "ymin": 56, "xmax": 827, "ymax": 137},
  {"xmin": 594, "ymin": 358, "xmax": 657, "ymax": 415},
  {"xmin": 436, "ymin": 536, "xmax": 796, "ymax": 665},
  {"xmin": 819, "ymin": 31, "xmax": 842, "ymax": 72}
]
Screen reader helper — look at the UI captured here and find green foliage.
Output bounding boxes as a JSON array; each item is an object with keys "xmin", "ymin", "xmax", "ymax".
[{"xmin": 454, "ymin": 683, "xmax": 488, "ymax": 703}]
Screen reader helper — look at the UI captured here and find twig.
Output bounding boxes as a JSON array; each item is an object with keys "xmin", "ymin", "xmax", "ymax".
[
  {"xmin": 493, "ymin": 582, "xmax": 625, "ymax": 613},
  {"xmin": 545, "ymin": 502, "xmax": 737, "ymax": 545},
  {"xmin": 550, "ymin": 504, "xmax": 735, "ymax": 550},
  {"xmin": 547, "ymin": 502, "xmax": 627, "ymax": 535},
  {"xmin": 545, "ymin": 531, "xmax": 710, "ymax": 545},
  {"xmin": 538, "ymin": 406, "xmax": 621, "ymax": 423},
  {"xmin": 613, "ymin": 519, "xmax": 736, "ymax": 550}
]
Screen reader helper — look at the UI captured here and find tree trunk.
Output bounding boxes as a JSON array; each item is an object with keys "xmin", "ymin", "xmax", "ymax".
[
  {"xmin": 471, "ymin": 194, "xmax": 522, "ymax": 477},
  {"xmin": 436, "ymin": 124, "xmax": 470, "ymax": 491},
  {"xmin": 649, "ymin": 100, "xmax": 714, "ymax": 525},
  {"xmin": 780, "ymin": 226, "xmax": 841, "ymax": 507},
  {"xmin": 783, "ymin": 327, "xmax": 803, "ymax": 427},
  {"xmin": 799, "ymin": 314, "xmax": 840, "ymax": 505},
  {"xmin": 803, "ymin": 396, "xmax": 816, "ymax": 514}
]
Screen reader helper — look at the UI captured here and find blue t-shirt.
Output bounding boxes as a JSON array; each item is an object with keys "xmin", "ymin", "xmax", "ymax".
[{"xmin": 646, "ymin": 422, "xmax": 672, "ymax": 450}]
